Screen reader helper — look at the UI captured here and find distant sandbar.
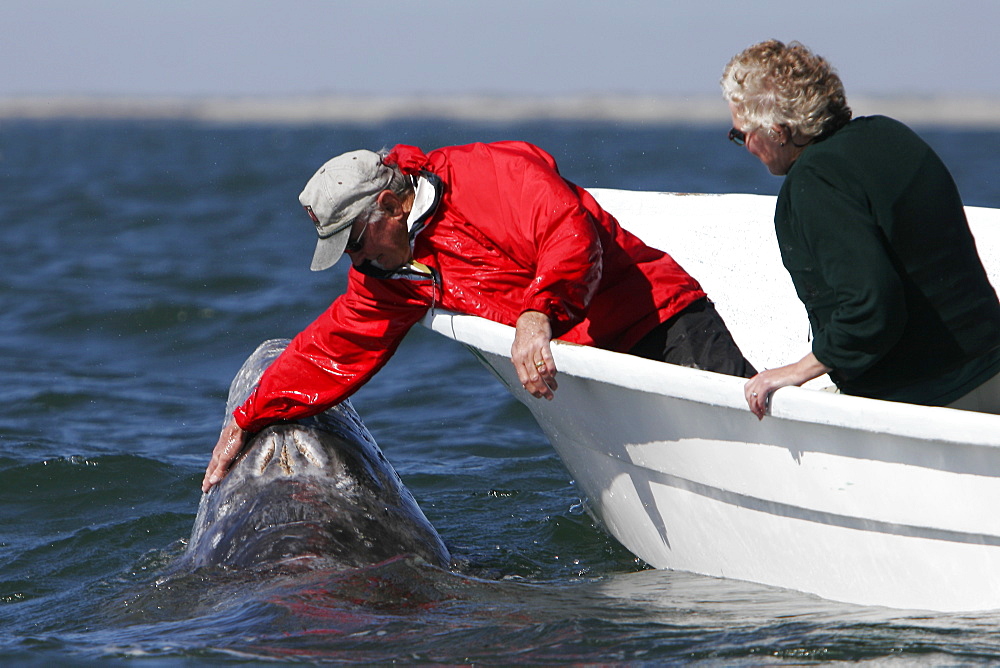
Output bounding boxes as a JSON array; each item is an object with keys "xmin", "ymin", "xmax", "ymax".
[{"xmin": 1, "ymin": 95, "xmax": 997, "ymax": 127}]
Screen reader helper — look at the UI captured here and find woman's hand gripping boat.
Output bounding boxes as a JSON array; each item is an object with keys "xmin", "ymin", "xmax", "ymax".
[{"xmin": 422, "ymin": 189, "xmax": 1000, "ymax": 612}]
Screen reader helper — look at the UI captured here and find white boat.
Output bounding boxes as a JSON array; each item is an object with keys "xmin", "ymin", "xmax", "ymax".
[{"xmin": 422, "ymin": 188, "xmax": 1000, "ymax": 613}]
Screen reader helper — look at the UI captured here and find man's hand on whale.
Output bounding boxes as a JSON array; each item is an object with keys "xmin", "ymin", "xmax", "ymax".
[{"xmin": 203, "ymin": 418, "xmax": 247, "ymax": 492}]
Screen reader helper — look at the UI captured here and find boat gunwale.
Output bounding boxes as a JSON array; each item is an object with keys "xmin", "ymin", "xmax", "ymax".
[{"xmin": 422, "ymin": 309, "xmax": 1000, "ymax": 449}]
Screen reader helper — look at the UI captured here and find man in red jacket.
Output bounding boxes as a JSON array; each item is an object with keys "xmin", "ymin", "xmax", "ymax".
[{"xmin": 202, "ymin": 142, "xmax": 754, "ymax": 492}]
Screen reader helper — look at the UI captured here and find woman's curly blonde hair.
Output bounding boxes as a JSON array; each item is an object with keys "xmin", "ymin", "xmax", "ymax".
[{"xmin": 721, "ymin": 40, "xmax": 852, "ymax": 140}]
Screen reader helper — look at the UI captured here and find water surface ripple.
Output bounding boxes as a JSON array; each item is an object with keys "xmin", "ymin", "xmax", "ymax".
[{"xmin": 2, "ymin": 119, "xmax": 999, "ymax": 663}]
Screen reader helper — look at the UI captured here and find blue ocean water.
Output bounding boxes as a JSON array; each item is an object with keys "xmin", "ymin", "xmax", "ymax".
[{"xmin": 2, "ymin": 117, "xmax": 1000, "ymax": 664}]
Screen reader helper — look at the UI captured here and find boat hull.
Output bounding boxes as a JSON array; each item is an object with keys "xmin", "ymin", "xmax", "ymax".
[{"xmin": 423, "ymin": 190, "xmax": 1000, "ymax": 611}]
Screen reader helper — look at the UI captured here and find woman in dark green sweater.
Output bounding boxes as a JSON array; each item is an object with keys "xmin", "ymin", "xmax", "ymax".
[{"xmin": 721, "ymin": 39, "xmax": 1000, "ymax": 419}]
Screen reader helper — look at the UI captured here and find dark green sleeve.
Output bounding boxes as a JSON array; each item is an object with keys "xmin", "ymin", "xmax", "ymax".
[{"xmin": 782, "ymin": 165, "xmax": 907, "ymax": 378}]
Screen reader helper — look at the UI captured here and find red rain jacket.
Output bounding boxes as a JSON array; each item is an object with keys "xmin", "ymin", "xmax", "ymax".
[{"xmin": 235, "ymin": 142, "xmax": 705, "ymax": 431}]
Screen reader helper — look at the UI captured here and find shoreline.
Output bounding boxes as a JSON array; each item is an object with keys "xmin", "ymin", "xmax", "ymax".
[{"xmin": 1, "ymin": 94, "xmax": 999, "ymax": 127}]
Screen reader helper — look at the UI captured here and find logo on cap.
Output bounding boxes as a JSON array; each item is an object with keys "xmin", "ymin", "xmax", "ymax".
[{"xmin": 304, "ymin": 205, "xmax": 321, "ymax": 228}]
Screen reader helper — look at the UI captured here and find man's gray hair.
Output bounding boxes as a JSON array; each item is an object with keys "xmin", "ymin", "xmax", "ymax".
[{"xmin": 353, "ymin": 151, "xmax": 413, "ymax": 225}]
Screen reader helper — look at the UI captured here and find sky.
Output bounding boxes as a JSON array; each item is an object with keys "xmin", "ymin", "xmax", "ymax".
[{"xmin": 2, "ymin": 0, "xmax": 999, "ymax": 100}]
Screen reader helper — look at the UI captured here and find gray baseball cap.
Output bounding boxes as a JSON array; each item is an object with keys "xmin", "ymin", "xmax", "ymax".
[{"xmin": 299, "ymin": 150, "xmax": 393, "ymax": 271}]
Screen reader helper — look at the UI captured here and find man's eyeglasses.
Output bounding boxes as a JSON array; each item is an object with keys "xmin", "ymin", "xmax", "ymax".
[
  {"xmin": 728, "ymin": 127, "xmax": 748, "ymax": 146},
  {"xmin": 345, "ymin": 218, "xmax": 369, "ymax": 253}
]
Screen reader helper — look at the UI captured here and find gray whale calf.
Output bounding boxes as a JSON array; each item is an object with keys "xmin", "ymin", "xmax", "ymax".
[{"xmin": 181, "ymin": 339, "xmax": 451, "ymax": 572}]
